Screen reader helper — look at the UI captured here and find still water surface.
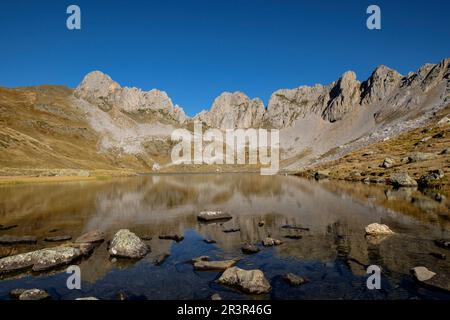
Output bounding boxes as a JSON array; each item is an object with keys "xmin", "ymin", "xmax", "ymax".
[{"xmin": 0, "ymin": 174, "xmax": 449, "ymax": 299}]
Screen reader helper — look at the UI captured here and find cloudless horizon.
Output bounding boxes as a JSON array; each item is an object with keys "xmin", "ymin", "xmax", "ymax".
[{"xmin": 1, "ymin": 0, "xmax": 449, "ymax": 116}]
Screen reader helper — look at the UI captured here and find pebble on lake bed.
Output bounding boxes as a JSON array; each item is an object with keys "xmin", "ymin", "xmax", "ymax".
[{"xmin": 283, "ymin": 273, "xmax": 308, "ymax": 286}]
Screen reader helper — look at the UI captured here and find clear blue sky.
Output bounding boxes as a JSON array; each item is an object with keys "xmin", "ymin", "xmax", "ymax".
[{"xmin": 1, "ymin": 0, "xmax": 449, "ymax": 116}]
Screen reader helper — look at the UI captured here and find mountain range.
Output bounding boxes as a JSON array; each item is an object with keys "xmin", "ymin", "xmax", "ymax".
[{"xmin": 0, "ymin": 58, "xmax": 449, "ymax": 175}]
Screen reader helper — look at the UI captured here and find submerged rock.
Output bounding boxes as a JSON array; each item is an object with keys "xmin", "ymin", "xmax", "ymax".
[
  {"xmin": 223, "ymin": 228, "xmax": 240, "ymax": 233},
  {"xmin": 109, "ymin": 229, "xmax": 149, "ymax": 259},
  {"xmin": 159, "ymin": 234, "xmax": 184, "ymax": 242},
  {"xmin": 283, "ymin": 273, "xmax": 308, "ymax": 286},
  {"xmin": 0, "ymin": 224, "xmax": 18, "ymax": 231},
  {"xmin": 217, "ymin": 267, "xmax": 271, "ymax": 294},
  {"xmin": 0, "ymin": 235, "xmax": 37, "ymax": 245},
  {"xmin": 75, "ymin": 230, "xmax": 105, "ymax": 244},
  {"xmin": 389, "ymin": 172, "xmax": 418, "ymax": 187},
  {"xmin": 153, "ymin": 253, "xmax": 170, "ymax": 266},
  {"xmin": 204, "ymin": 239, "xmax": 216, "ymax": 244},
  {"xmin": 241, "ymin": 243, "xmax": 260, "ymax": 254},
  {"xmin": 430, "ymin": 252, "xmax": 446, "ymax": 260},
  {"xmin": 194, "ymin": 259, "xmax": 237, "ymax": 271},
  {"xmin": 258, "ymin": 221, "xmax": 265, "ymax": 227},
  {"xmin": 197, "ymin": 210, "xmax": 232, "ymax": 222},
  {"xmin": 281, "ymin": 224, "xmax": 310, "ymax": 231},
  {"xmin": 44, "ymin": 235, "xmax": 72, "ymax": 242},
  {"xmin": 284, "ymin": 234, "xmax": 302, "ymax": 240},
  {"xmin": 365, "ymin": 223, "xmax": 395, "ymax": 236},
  {"xmin": 262, "ymin": 237, "xmax": 283, "ymax": 247},
  {"xmin": 434, "ymin": 239, "xmax": 450, "ymax": 249}
]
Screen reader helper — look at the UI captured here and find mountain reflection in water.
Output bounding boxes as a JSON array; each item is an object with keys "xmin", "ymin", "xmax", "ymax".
[{"xmin": 0, "ymin": 174, "xmax": 449, "ymax": 300}]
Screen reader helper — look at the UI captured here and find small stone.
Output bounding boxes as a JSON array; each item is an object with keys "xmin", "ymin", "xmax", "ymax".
[
  {"xmin": 411, "ymin": 266, "xmax": 436, "ymax": 282},
  {"xmin": 197, "ymin": 210, "xmax": 232, "ymax": 222},
  {"xmin": 204, "ymin": 239, "xmax": 216, "ymax": 244},
  {"xmin": 141, "ymin": 235, "xmax": 153, "ymax": 241},
  {"xmin": 211, "ymin": 293, "xmax": 222, "ymax": 300},
  {"xmin": 10, "ymin": 288, "xmax": 27, "ymax": 299},
  {"xmin": 18, "ymin": 289, "xmax": 50, "ymax": 300},
  {"xmin": 76, "ymin": 297, "xmax": 99, "ymax": 300},
  {"xmin": 365, "ymin": 223, "xmax": 395, "ymax": 236},
  {"xmin": 241, "ymin": 243, "xmax": 260, "ymax": 254},
  {"xmin": 433, "ymin": 132, "xmax": 445, "ymax": 139},
  {"xmin": 116, "ymin": 292, "xmax": 127, "ymax": 300},
  {"xmin": 281, "ymin": 225, "xmax": 310, "ymax": 231},
  {"xmin": 418, "ymin": 169, "xmax": 444, "ymax": 187},
  {"xmin": 159, "ymin": 234, "xmax": 184, "ymax": 242},
  {"xmin": 258, "ymin": 221, "xmax": 265, "ymax": 227},
  {"xmin": 217, "ymin": 267, "xmax": 271, "ymax": 294},
  {"xmin": 191, "ymin": 256, "xmax": 210, "ymax": 263},
  {"xmin": 262, "ymin": 237, "xmax": 283, "ymax": 247},
  {"xmin": 440, "ymin": 148, "xmax": 450, "ymax": 155},
  {"xmin": 283, "ymin": 273, "xmax": 308, "ymax": 286}
]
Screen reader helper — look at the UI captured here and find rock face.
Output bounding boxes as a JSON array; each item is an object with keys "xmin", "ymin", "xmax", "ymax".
[
  {"xmin": 75, "ymin": 71, "xmax": 186, "ymax": 123},
  {"xmin": 195, "ymin": 92, "xmax": 265, "ymax": 129},
  {"xmin": 389, "ymin": 172, "xmax": 418, "ymax": 187},
  {"xmin": 365, "ymin": 223, "xmax": 395, "ymax": 236},
  {"xmin": 217, "ymin": 267, "xmax": 271, "ymax": 294},
  {"xmin": 109, "ymin": 229, "xmax": 149, "ymax": 259}
]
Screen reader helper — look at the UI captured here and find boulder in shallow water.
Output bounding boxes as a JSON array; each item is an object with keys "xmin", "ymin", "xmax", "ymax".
[
  {"xmin": 411, "ymin": 266, "xmax": 436, "ymax": 282},
  {"xmin": 241, "ymin": 243, "xmax": 260, "ymax": 254},
  {"xmin": 109, "ymin": 229, "xmax": 149, "ymax": 259},
  {"xmin": 217, "ymin": 267, "xmax": 271, "ymax": 294},
  {"xmin": 365, "ymin": 223, "xmax": 395, "ymax": 236},
  {"xmin": 197, "ymin": 210, "xmax": 232, "ymax": 222}
]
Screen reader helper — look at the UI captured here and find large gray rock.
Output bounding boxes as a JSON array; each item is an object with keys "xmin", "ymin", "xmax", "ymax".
[
  {"xmin": 389, "ymin": 172, "xmax": 418, "ymax": 187},
  {"xmin": 0, "ymin": 244, "xmax": 91, "ymax": 274},
  {"xmin": 407, "ymin": 152, "xmax": 436, "ymax": 163},
  {"xmin": 217, "ymin": 267, "xmax": 271, "ymax": 294},
  {"xmin": 109, "ymin": 229, "xmax": 149, "ymax": 259}
]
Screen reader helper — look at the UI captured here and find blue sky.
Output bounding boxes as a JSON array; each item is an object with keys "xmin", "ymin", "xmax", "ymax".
[{"xmin": 1, "ymin": 0, "xmax": 449, "ymax": 116}]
